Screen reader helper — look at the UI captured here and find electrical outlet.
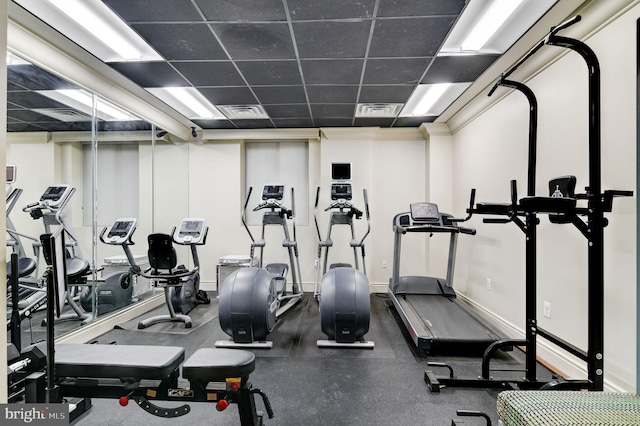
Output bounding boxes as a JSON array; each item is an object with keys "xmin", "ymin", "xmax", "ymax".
[
  {"xmin": 486, "ymin": 278, "xmax": 491, "ymax": 290},
  {"xmin": 543, "ymin": 301, "xmax": 551, "ymax": 318},
  {"xmin": 382, "ymin": 260, "xmax": 387, "ymax": 268}
]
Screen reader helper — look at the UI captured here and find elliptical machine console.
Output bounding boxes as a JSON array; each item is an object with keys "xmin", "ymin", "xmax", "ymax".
[
  {"xmin": 79, "ymin": 218, "xmax": 138, "ymax": 315},
  {"xmin": 313, "ymin": 173, "xmax": 373, "ymax": 348},
  {"xmin": 216, "ymin": 184, "xmax": 303, "ymax": 349}
]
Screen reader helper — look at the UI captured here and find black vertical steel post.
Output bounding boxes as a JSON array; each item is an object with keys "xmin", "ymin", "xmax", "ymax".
[
  {"xmin": 547, "ymin": 34, "xmax": 603, "ymax": 391},
  {"xmin": 10, "ymin": 252, "xmax": 21, "ymax": 352}
]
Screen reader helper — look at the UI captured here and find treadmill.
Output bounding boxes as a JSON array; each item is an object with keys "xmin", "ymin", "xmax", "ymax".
[{"xmin": 388, "ymin": 202, "xmax": 501, "ymax": 354}]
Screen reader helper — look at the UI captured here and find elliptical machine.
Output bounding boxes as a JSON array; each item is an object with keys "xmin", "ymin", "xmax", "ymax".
[
  {"xmin": 138, "ymin": 218, "xmax": 210, "ymax": 329},
  {"xmin": 79, "ymin": 218, "xmax": 137, "ymax": 315},
  {"xmin": 216, "ymin": 184, "xmax": 303, "ymax": 349},
  {"xmin": 313, "ymin": 179, "xmax": 373, "ymax": 348}
]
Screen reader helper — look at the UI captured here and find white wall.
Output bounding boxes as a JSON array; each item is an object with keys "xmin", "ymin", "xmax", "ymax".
[{"xmin": 447, "ymin": 4, "xmax": 638, "ymax": 391}]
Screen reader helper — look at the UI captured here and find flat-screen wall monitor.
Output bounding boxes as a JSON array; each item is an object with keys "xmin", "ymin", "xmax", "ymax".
[
  {"xmin": 262, "ymin": 184, "xmax": 285, "ymax": 200},
  {"xmin": 48, "ymin": 228, "xmax": 68, "ymax": 318},
  {"xmin": 410, "ymin": 202, "xmax": 440, "ymax": 222},
  {"xmin": 6, "ymin": 165, "xmax": 16, "ymax": 184},
  {"xmin": 331, "ymin": 163, "xmax": 351, "ymax": 181},
  {"xmin": 331, "ymin": 183, "xmax": 352, "ymax": 201}
]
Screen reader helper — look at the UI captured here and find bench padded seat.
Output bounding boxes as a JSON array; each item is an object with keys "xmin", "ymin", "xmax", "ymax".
[
  {"xmin": 55, "ymin": 344, "xmax": 185, "ymax": 379},
  {"xmin": 497, "ymin": 390, "xmax": 640, "ymax": 425},
  {"xmin": 182, "ymin": 348, "xmax": 255, "ymax": 382}
]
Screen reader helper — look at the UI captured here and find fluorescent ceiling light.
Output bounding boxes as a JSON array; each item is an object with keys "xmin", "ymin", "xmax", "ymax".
[
  {"xmin": 147, "ymin": 87, "xmax": 226, "ymax": 120},
  {"xmin": 461, "ymin": 0, "xmax": 524, "ymax": 51},
  {"xmin": 13, "ymin": 0, "xmax": 163, "ymax": 62},
  {"xmin": 400, "ymin": 83, "xmax": 471, "ymax": 117},
  {"xmin": 440, "ymin": 0, "xmax": 556, "ymax": 55},
  {"xmin": 38, "ymin": 89, "xmax": 140, "ymax": 121}
]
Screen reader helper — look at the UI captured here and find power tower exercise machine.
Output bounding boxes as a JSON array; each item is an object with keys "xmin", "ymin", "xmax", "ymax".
[
  {"xmin": 138, "ymin": 217, "xmax": 210, "ymax": 329},
  {"xmin": 313, "ymin": 165, "xmax": 372, "ymax": 348},
  {"xmin": 425, "ymin": 16, "xmax": 633, "ymax": 393},
  {"xmin": 216, "ymin": 184, "xmax": 303, "ymax": 349},
  {"xmin": 79, "ymin": 218, "xmax": 138, "ymax": 315},
  {"xmin": 388, "ymin": 201, "xmax": 495, "ymax": 354}
]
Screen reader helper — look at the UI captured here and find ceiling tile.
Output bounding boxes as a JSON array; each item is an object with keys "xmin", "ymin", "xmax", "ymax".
[
  {"xmin": 104, "ymin": 0, "xmax": 203, "ymax": 22},
  {"xmin": 358, "ymin": 85, "xmax": 414, "ymax": 103},
  {"xmin": 211, "ymin": 23, "xmax": 295, "ymax": 60},
  {"xmin": 311, "ymin": 104, "xmax": 355, "ymax": 118},
  {"xmin": 263, "ymin": 104, "xmax": 310, "ymax": 119},
  {"xmin": 293, "ymin": 21, "xmax": 371, "ymax": 58},
  {"xmin": 287, "ymin": 0, "xmax": 376, "ymax": 20},
  {"xmin": 369, "ymin": 17, "xmax": 456, "ymax": 58},
  {"xmin": 8, "ymin": 65, "xmax": 79, "ymax": 91},
  {"xmin": 422, "ymin": 55, "xmax": 501, "ymax": 84},
  {"xmin": 254, "ymin": 86, "xmax": 308, "ymax": 104},
  {"xmin": 316, "ymin": 118, "xmax": 354, "ymax": 127},
  {"xmin": 198, "ymin": 87, "xmax": 257, "ymax": 105},
  {"xmin": 301, "ymin": 59, "xmax": 364, "ymax": 85},
  {"xmin": 394, "ymin": 116, "xmax": 436, "ymax": 127},
  {"xmin": 109, "ymin": 62, "xmax": 190, "ymax": 87},
  {"xmin": 306, "ymin": 86, "xmax": 359, "ymax": 103},
  {"xmin": 236, "ymin": 61, "xmax": 302, "ymax": 86},
  {"xmin": 132, "ymin": 23, "xmax": 227, "ymax": 61},
  {"xmin": 377, "ymin": 0, "xmax": 466, "ymax": 17},
  {"xmin": 364, "ymin": 58, "xmax": 431, "ymax": 84},
  {"xmin": 7, "ymin": 92, "xmax": 65, "ymax": 109},
  {"xmin": 232, "ymin": 119, "xmax": 275, "ymax": 129},
  {"xmin": 271, "ymin": 118, "xmax": 314, "ymax": 128},
  {"xmin": 172, "ymin": 61, "xmax": 245, "ymax": 86},
  {"xmin": 190, "ymin": 119, "xmax": 237, "ymax": 129},
  {"xmin": 354, "ymin": 117, "xmax": 395, "ymax": 127},
  {"xmin": 195, "ymin": 0, "xmax": 286, "ymax": 21}
]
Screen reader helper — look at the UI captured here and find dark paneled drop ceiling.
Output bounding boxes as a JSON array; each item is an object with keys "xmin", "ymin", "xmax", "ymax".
[{"xmin": 8, "ymin": 0, "xmax": 505, "ymax": 132}]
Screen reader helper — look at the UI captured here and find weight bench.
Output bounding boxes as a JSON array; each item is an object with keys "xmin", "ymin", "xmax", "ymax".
[
  {"xmin": 28, "ymin": 343, "xmax": 273, "ymax": 425},
  {"xmin": 496, "ymin": 390, "xmax": 640, "ymax": 425}
]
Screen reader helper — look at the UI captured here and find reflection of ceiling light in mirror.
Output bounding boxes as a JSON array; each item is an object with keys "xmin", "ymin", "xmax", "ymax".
[
  {"xmin": 6, "ymin": 52, "xmax": 30, "ymax": 65},
  {"xmin": 13, "ymin": 0, "xmax": 162, "ymax": 62},
  {"xmin": 38, "ymin": 89, "xmax": 139, "ymax": 121},
  {"xmin": 400, "ymin": 83, "xmax": 471, "ymax": 117},
  {"xmin": 147, "ymin": 87, "xmax": 226, "ymax": 120}
]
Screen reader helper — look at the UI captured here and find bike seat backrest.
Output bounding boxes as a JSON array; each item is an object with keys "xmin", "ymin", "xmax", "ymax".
[
  {"xmin": 147, "ymin": 233, "xmax": 178, "ymax": 272},
  {"xmin": 39, "ymin": 233, "xmax": 90, "ymax": 279}
]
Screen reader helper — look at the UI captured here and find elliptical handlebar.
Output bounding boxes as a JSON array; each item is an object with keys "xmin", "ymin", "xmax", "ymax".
[
  {"xmin": 241, "ymin": 187, "xmax": 256, "ymax": 243},
  {"xmin": 358, "ymin": 189, "xmax": 371, "ymax": 246}
]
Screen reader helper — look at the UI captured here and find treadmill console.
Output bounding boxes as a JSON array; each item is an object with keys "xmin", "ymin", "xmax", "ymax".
[
  {"xmin": 175, "ymin": 218, "xmax": 206, "ymax": 244},
  {"xmin": 40, "ymin": 185, "xmax": 73, "ymax": 208},
  {"xmin": 262, "ymin": 184, "xmax": 285, "ymax": 201},
  {"xmin": 410, "ymin": 202, "xmax": 440, "ymax": 223},
  {"xmin": 330, "ymin": 183, "xmax": 352, "ymax": 201},
  {"xmin": 106, "ymin": 218, "xmax": 136, "ymax": 244}
]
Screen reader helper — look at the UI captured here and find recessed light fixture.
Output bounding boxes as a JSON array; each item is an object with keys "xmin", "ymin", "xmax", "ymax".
[
  {"xmin": 400, "ymin": 83, "xmax": 471, "ymax": 117},
  {"xmin": 147, "ymin": 87, "xmax": 226, "ymax": 120},
  {"xmin": 38, "ymin": 89, "xmax": 139, "ymax": 121},
  {"xmin": 440, "ymin": 0, "xmax": 556, "ymax": 54},
  {"xmin": 13, "ymin": 0, "xmax": 163, "ymax": 62}
]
